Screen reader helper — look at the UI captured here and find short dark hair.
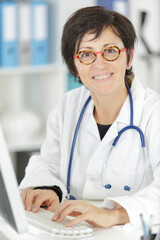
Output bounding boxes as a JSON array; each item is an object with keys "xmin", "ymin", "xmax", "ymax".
[{"xmin": 61, "ymin": 6, "xmax": 137, "ymax": 86}]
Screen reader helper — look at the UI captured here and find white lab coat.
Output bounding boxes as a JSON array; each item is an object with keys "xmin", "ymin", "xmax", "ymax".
[{"xmin": 19, "ymin": 77, "xmax": 160, "ymax": 227}]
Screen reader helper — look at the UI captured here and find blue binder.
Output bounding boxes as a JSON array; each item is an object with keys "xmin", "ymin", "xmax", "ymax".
[
  {"xmin": 97, "ymin": 0, "xmax": 113, "ymax": 10},
  {"xmin": 97, "ymin": 0, "xmax": 128, "ymax": 16},
  {"xmin": 31, "ymin": 1, "xmax": 49, "ymax": 65},
  {"xmin": 0, "ymin": 1, "xmax": 18, "ymax": 67},
  {"xmin": 67, "ymin": 73, "xmax": 82, "ymax": 91}
]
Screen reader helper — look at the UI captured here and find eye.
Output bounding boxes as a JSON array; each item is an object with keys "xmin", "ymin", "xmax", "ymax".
[
  {"xmin": 106, "ymin": 47, "xmax": 118, "ymax": 54},
  {"xmin": 80, "ymin": 51, "xmax": 93, "ymax": 58}
]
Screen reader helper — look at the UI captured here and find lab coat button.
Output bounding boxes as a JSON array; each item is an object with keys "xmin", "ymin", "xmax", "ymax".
[{"xmin": 90, "ymin": 177, "xmax": 95, "ymax": 182}]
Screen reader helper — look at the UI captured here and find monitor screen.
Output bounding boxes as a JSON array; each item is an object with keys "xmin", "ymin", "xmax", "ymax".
[
  {"xmin": 0, "ymin": 169, "xmax": 18, "ymax": 232},
  {"xmin": 0, "ymin": 125, "xmax": 28, "ymax": 234}
]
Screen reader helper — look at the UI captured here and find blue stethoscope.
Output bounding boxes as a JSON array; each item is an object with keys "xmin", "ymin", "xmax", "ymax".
[{"xmin": 66, "ymin": 84, "xmax": 146, "ymax": 200}]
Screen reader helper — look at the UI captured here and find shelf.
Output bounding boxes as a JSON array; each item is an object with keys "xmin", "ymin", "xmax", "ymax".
[
  {"xmin": 0, "ymin": 64, "xmax": 66, "ymax": 77},
  {"xmin": 7, "ymin": 134, "xmax": 45, "ymax": 152}
]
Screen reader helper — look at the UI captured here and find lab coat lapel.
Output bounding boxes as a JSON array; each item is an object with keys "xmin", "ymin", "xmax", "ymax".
[
  {"xmin": 85, "ymin": 101, "xmax": 119, "ymax": 143},
  {"xmin": 76, "ymin": 96, "xmax": 101, "ymax": 139},
  {"xmin": 86, "ymin": 113, "xmax": 119, "ymax": 144},
  {"xmin": 86, "ymin": 113, "xmax": 100, "ymax": 139},
  {"xmin": 102, "ymin": 121, "xmax": 119, "ymax": 144}
]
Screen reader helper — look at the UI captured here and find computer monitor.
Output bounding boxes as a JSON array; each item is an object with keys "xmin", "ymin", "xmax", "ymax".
[{"xmin": 0, "ymin": 124, "xmax": 28, "ymax": 234}]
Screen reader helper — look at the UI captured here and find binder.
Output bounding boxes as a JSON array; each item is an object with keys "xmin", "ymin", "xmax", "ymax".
[
  {"xmin": 0, "ymin": 1, "xmax": 18, "ymax": 67},
  {"xmin": 97, "ymin": 0, "xmax": 128, "ymax": 16},
  {"xmin": 97, "ymin": 0, "xmax": 113, "ymax": 10},
  {"xmin": 113, "ymin": 0, "xmax": 128, "ymax": 17},
  {"xmin": 18, "ymin": 2, "xmax": 31, "ymax": 65},
  {"xmin": 67, "ymin": 73, "xmax": 82, "ymax": 91},
  {"xmin": 31, "ymin": 1, "xmax": 49, "ymax": 65}
]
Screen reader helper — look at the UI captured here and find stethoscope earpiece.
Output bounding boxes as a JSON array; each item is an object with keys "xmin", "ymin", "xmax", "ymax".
[
  {"xmin": 104, "ymin": 184, "xmax": 131, "ymax": 191},
  {"xmin": 124, "ymin": 185, "xmax": 131, "ymax": 191},
  {"xmin": 104, "ymin": 184, "xmax": 112, "ymax": 189}
]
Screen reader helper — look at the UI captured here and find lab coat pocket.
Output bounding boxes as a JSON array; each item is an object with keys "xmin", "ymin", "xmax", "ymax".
[{"xmin": 104, "ymin": 166, "xmax": 153, "ymax": 196}]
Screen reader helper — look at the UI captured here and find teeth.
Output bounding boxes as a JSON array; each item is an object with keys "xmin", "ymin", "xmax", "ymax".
[{"xmin": 94, "ymin": 74, "xmax": 111, "ymax": 80}]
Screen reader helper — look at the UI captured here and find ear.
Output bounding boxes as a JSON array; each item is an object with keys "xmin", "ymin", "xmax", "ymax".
[{"xmin": 126, "ymin": 49, "xmax": 134, "ymax": 70}]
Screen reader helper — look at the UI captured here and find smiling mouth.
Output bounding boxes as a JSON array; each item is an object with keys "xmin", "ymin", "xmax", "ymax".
[{"xmin": 93, "ymin": 73, "xmax": 113, "ymax": 80}]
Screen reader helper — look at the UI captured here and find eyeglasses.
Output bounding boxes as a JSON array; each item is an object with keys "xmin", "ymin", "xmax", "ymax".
[{"xmin": 73, "ymin": 46, "xmax": 127, "ymax": 65}]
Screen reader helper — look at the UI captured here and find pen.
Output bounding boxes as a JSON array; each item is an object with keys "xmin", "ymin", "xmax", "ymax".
[{"xmin": 154, "ymin": 228, "xmax": 160, "ymax": 240}]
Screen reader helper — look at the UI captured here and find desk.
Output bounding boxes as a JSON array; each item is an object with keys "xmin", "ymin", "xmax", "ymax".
[
  {"xmin": 0, "ymin": 200, "xmax": 159, "ymax": 240},
  {"xmin": 0, "ymin": 219, "xmax": 142, "ymax": 240}
]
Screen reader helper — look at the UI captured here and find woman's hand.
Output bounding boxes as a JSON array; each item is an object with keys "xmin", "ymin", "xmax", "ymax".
[
  {"xmin": 21, "ymin": 188, "xmax": 59, "ymax": 213},
  {"xmin": 52, "ymin": 200, "xmax": 129, "ymax": 228}
]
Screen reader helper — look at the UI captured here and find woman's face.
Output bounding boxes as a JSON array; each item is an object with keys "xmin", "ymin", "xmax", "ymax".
[{"xmin": 74, "ymin": 27, "xmax": 133, "ymax": 97}]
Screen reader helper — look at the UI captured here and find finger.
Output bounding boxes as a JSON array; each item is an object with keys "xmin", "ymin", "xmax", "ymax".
[
  {"xmin": 47, "ymin": 199, "xmax": 59, "ymax": 212},
  {"xmin": 68, "ymin": 211, "xmax": 81, "ymax": 217},
  {"xmin": 32, "ymin": 190, "xmax": 58, "ymax": 212},
  {"xmin": 32, "ymin": 193, "xmax": 48, "ymax": 212},
  {"xmin": 26, "ymin": 189, "xmax": 40, "ymax": 211},
  {"xmin": 65, "ymin": 213, "xmax": 88, "ymax": 227},
  {"xmin": 21, "ymin": 191, "xmax": 27, "ymax": 210},
  {"xmin": 54, "ymin": 203, "xmax": 82, "ymax": 222},
  {"xmin": 52, "ymin": 200, "xmax": 72, "ymax": 220}
]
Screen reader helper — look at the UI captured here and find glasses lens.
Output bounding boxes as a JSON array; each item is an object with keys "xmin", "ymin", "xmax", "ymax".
[
  {"xmin": 79, "ymin": 51, "xmax": 95, "ymax": 64},
  {"xmin": 103, "ymin": 47, "xmax": 119, "ymax": 61}
]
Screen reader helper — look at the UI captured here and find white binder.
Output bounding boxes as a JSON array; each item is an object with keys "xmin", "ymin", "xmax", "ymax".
[
  {"xmin": 0, "ymin": 1, "xmax": 18, "ymax": 67},
  {"xmin": 31, "ymin": 1, "xmax": 49, "ymax": 65},
  {"xmin": 18, "ymin": 2, "xmax": 31, "ymax": 65}
]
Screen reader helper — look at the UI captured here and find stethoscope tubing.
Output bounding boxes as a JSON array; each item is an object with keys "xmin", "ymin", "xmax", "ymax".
[
  {"xmin": 66, "ymin": 84, "xmax": 146, "ymax": 199},
  {"xmin": 67, "ymin": 95, "xmax": 91, "ymax": 199}
]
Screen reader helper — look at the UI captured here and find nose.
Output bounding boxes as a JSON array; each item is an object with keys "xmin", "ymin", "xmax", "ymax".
[
  {"xmin": 93, "ymin": 51, "xmax": 107, "ymax": 66},
  {"xmin": 95, "ymin": 51, "xmax": 103, "ymax": 56}
]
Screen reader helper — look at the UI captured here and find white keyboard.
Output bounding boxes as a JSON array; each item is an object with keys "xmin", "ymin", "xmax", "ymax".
[{"xmin": 25, "ymin": 208, "xmax": 93, "ymax": 238}]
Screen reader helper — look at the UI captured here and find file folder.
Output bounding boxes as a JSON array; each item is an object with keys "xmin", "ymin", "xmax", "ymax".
[
  {"xmin": 97, "ymin": 0, "xmax": 128, "ymax": 16},
  {"xmin": 18, "ymin": 2, "xmax": 31, "ymax": 65},
  {"xmin": 0, "ymin": 1, "xmax": 18, "ymax": 67},
  {"xmin": 31, "ymin": 1, "xmax": 49, "ymax": 65}
]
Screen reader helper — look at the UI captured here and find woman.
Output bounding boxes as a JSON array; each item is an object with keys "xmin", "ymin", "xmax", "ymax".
[{"xmin": 19, "ymin": 6, "xmax": 160, "ymax": 228}]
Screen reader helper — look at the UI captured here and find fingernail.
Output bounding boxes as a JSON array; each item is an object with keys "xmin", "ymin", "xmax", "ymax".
[
  {"xmin": 52, "ymin": 215, "xmax": 57, "ymax": 220},
  {"xmin": 33, "ymin": 208, "xmax": 37, "ymax": 213},
  {"xmin": 27, "ymin": 206, "xmax": 31, "ymax": 211}
]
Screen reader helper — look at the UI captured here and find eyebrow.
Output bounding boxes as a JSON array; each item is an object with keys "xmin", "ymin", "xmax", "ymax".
[{"xmin": 79, "ymin": 43, "xmax": 119, "ymax": 51}]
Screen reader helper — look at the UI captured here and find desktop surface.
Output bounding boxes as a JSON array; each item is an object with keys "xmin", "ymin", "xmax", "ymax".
[{"xmin": 0, "ymin": 217, "xmax": 142, "ymax": 240}]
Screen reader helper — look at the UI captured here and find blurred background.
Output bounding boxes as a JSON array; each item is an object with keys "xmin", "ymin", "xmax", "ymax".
[{"xmin": 0, "ymin": 0, "xmax": 159, "ymax": 183}]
